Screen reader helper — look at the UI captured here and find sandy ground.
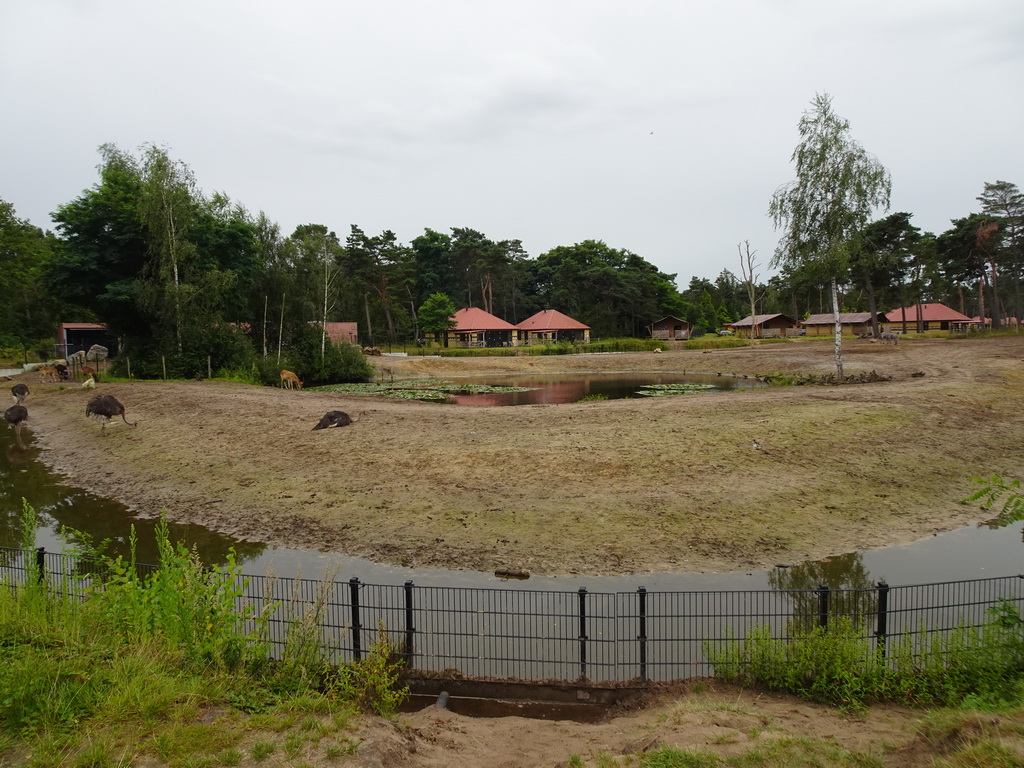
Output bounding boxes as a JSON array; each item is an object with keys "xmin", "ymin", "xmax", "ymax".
[
  {"xmin": 10, "ymin": 336, "xmax": 1024, "ymax": 767},
  {"xmin": 13, "ymin": 335, "xmax": 1024, "ymax": 577}
]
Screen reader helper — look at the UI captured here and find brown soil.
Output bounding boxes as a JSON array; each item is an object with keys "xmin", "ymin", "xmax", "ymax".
[
  {"xmin": 14, "ymin": 336, "xmax": 1024, "ymax": 767},
  {"xmin": 19, "ymin": 336, "xmax": 1024, "ymax": 577}
]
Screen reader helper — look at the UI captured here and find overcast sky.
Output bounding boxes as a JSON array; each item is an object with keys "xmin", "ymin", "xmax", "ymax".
[{"xmin": 3, "ymin": 1, "xmax": 1022, "ymax": 287}]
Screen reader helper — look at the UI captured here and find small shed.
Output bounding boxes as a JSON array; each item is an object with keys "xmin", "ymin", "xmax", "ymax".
[
  {"xmin": 727, "ymin": 313, "xmax": 798, "ymax": 339},
  {"xmin": 447, "ymin": 307, "xmax": 518, "ymax": 348},
  {"xmin": 516, "ymin": 309, "xmax": 590, "ymax": 344},
  {"xmin": 56, "ymin": 323, "xmax": 119, "ymax": 359},
  {"xmin": 649, "ymin": 316, "xmax": 692, "ymax": 341},
  {"xmin": 802, "ymin": 312, "xmax": 883, "ymax": 337},
  {"xmin": 315, "ymin": 321, "xmax": 359, "ymax": 345}
]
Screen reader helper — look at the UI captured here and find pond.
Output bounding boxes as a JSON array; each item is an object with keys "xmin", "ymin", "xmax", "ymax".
[
  {"xmin": 316, "ymin": 371, "xmax": 763, "ymax": 406},
  {"xmin": 2, "ymin": 418, "xmax": 1019, "ymax": 594}
]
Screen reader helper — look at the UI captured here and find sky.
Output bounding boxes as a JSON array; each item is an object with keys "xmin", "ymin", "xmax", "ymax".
[{"xmin": 2, "ymin": 0, "xmax": 1022, "ymax": 288}]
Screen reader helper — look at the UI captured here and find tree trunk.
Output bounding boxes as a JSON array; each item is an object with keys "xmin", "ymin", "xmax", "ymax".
[
  {"xmin": 865, "ymin": 281, "xmax": 879, "ymax": 337},
  {"xmin": 262, "ymin": 295, "xmax": 268, "ymax": 357},
  {"xmin": 277, "ymin": 293, "xmax": 285, "ymax": 366},
  {"xmin": 363, "ymin": 293, "xmax": 374, "ymax": 346},
  {"xmin": 831, "ymin": 277, "xmax": 844, "ymax": 381},
  {"xmin": 989, "ymin": 257, "xmax": 1002, "ymax": 329}
]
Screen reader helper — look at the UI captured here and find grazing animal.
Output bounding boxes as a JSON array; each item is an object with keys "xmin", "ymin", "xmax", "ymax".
[
  {"xmin": 54, "ymin": 363, "xmax": 69, "ymax": 381},
  {"xmin": 880, "ymin": 331, "xmax": 898, "ymax": 345},
  {"xmin": 85, "ymin": 394, "xmax": 137, "ymax": 435},
  {"xmin": 4, "ymin": 404, "xmax": 28, "ymax": 447},
  {"xmin": 11, "ymin": 383, "xmax": 29, "ymax": 405},
  {"xmin": 80, "ymin": 365, "xmax": 96, "ymax": 380},
  {"xmin": 362, "ymin": 346, "xmax": 382, "ymax": 356},
  {"xmin": 280, "ymin": 370, "xmax": 302, "ymax": 390},
  {"xmin": 38, "ymin": 365, "xmax": 58, "ymax": 383},
  {"xmin": 312, "ymin": 410, "xmax": 360, "ymax": 430},
  {"xmin": 81, "ymin": 376, "xmax": 96, "ymax": 389}
]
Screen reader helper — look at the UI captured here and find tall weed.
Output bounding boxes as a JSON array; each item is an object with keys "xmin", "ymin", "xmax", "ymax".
[{"xmin": 708, "ymin": 604, "xmax": 1024, "ymax": 708}]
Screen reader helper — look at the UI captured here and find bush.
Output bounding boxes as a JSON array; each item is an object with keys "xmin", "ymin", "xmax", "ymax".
[
  {"xmin": 707, "ymin": 605, "xmax": 1024, "ymax": 709},
  {"xmin": 684, "ymin": 336, "xmax": 750, "ymax": 350},
  {"xmin": 287, "ymin": 325, "xmax": 374, "ymax": 385},
  {"xmin": 113, "ymin": 324, "xmax": 258, "ymax": 380}
]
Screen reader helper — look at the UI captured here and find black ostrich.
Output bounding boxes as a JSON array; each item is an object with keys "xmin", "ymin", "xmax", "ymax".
[
  {"xmin": 4, "ymin": 404, "xmax": 28, "ymax": 448},
  {"xmin": 86, "ymin": 394, "xmax": 138, "ymax": 435},
  {"xmin": 312, "ymin": 410, "xmax": 360, "ymax": 430},
  {"xmin": 11, "ymin": 383, "xmax": 28, "ymax": 405}
]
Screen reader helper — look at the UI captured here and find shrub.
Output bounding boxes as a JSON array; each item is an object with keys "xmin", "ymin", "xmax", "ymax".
[{"xmin": 288, "ymin": 325, "xmax": 374, "ymax": 385}]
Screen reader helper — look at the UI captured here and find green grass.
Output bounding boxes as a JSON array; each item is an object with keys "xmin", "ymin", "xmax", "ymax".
[
  {"xmin": 0, "ymin": 504, "xmax": 404, "ymax": 767},
  {"xmin": 707, "ymin": 606, "xmax": 1024, "ymax": 710}
]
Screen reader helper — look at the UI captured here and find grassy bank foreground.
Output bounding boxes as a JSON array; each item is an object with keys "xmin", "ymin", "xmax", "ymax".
[{"xmin": 4, "ymin": 503, "xmax": 1024, "ymax": 768}]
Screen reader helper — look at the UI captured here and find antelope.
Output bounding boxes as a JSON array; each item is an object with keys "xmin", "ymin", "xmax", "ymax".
[
  {"xmin": 280, "ymin": 370, "xmax": 303, "ymax": 390},
  {"xmin": 38, "ymin": 365, "xmax": 58, "ymax": 383}
]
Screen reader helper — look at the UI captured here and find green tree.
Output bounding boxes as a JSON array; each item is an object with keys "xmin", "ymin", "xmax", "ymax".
[
  {"xmin": 977, "ymin": 180, "xmax": 1024, "ymax": 324},
  {"xmin": 48, "ymin": 145, "xmax": 150, "ymax": 339},
  {"xmin": 417, "ymin": 292, "xmax": 457, "ymax": 344},
  {"xmin": 848, "ymin": 212, "xmax": 918, "ymax": 336},
  {"xmin": 0, "ymin": 200, "xmax": 56, "ymax": 355},
  {"xmin": 769, "ymin": 93, "xmax": 891, "ymax": 379},
  {"xmin": 937, "ymin": 214, "xmax": 1004, "ymax": 325}
]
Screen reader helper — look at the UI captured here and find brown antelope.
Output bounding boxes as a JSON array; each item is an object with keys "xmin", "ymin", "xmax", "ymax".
[
  {"xmin": 280, "ymin": 370, "xmax": 303, "ymax": 390},
  {"xmin": 37, "ymin": 365, "xmax": 58, "ymax": 383}
]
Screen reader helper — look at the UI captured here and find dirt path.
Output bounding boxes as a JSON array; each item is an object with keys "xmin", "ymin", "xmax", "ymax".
[{"xmin": 17, "ymin": 336, "xmax": 1024, "ymax": 577}]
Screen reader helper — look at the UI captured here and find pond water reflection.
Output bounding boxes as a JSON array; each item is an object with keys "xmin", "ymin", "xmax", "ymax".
[
  {"xmin": 445, "ymin": 372, "xmax": 760, "ymax": 406},
  {"xmin": 1, "ymin": 418, "xmax": 1019, "ymax": 590}
]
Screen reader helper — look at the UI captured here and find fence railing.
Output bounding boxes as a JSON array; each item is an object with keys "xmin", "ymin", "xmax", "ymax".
[{"xmin": 3, "ymin": 546, "xmax": 1022, "ymax": 683}]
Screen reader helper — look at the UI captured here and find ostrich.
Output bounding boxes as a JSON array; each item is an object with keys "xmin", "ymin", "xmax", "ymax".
[
  {"xmin": 85, "ymin": 394, "xmax": 137, "ymax": 435},
  {"xmin": 4, "ymin": 404, "xmax": 28, "ymax": 448},
  {"xmin": 311, "ymin": 410, "xmax": 360, "ymax": 430},
  {"xmin": 11, "ymin": 383, "xmax": 28, "ymax": 405}
]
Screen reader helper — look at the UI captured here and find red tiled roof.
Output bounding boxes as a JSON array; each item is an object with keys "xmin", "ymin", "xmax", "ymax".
[
  {"xmin": 884, "ymin": 303, "xmax": 971, "ymax": 323},
  {"xmin": 516, "ymin": 309, "xmax": 590, "ymax": 331},
  {"xmin": 450, "ymin": 307, "xmax": 517, "ymax": 331}
]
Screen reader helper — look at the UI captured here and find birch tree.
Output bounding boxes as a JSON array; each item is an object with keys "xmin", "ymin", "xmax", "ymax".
[
  {"xmin": 138, "ymin": 144, "xmax": 199, "ymax": 354},
  {"xmin": 769, "ymin": 93, "xmax": 891, "ymax": 379}
]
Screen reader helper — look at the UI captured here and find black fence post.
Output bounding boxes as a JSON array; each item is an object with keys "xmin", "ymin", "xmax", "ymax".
[
  {"xmin": 35, "ymin": 547, "xmax": 45, "ymax": 584},
  {"xmin": 637, "ymin": 587, "xmax": 648, "ymax": 682},
  {"xmin": 349, "ymin": 577, "xmax": 362, "ymax": 660},
  {"xmin": 816, "ymin": 584, "xmax": 829, "ymax": 628},
  {"xmin": 578, "ymin": 588, "xmax": 588, "ymax": 681},
  {"xmin": 404, "ymin": 580, "xmax": 415, "ymax": 665},
  {"xmin": 875, "ymin": 581, "xmax": 890, "ymax": 657}
]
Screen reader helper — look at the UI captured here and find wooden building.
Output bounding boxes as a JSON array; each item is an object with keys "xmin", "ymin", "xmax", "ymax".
[
  {"xmin": 648, "ymin": 316, "xmax": 692, "ymax": 341},
  {"xmin": 516, "ymin": 309, "xmax": 590, "ymax": 344},
  {"xmin": 802, "ymin": 312, "xmax": 883, "ymax": 337},
  {"xmin": 446, "ymin": 307, "xmax": 518, "ymax": 347},
  {"xmin": 884, "ymin": 303, "xmax": 971, "ymax": 332},
  {"xmin": 727, "ymin": 313, "xmax": 798, "ymax": 338}
]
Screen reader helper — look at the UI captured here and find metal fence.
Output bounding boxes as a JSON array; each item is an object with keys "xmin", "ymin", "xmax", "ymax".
[{"xmin": 3, "ymin": 546, "xmax": 1022, "ymax": 683}]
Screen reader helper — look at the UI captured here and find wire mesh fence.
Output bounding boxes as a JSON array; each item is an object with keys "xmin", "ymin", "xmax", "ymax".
[{"xmin": 4, "ymin": 546, "xmax": 1022, "ymax": 683}]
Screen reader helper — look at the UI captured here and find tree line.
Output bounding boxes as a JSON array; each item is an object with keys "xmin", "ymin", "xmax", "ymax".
[{"xmin": 0, "ymin": 139, "xmax": 1020, "ymax": 378}]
